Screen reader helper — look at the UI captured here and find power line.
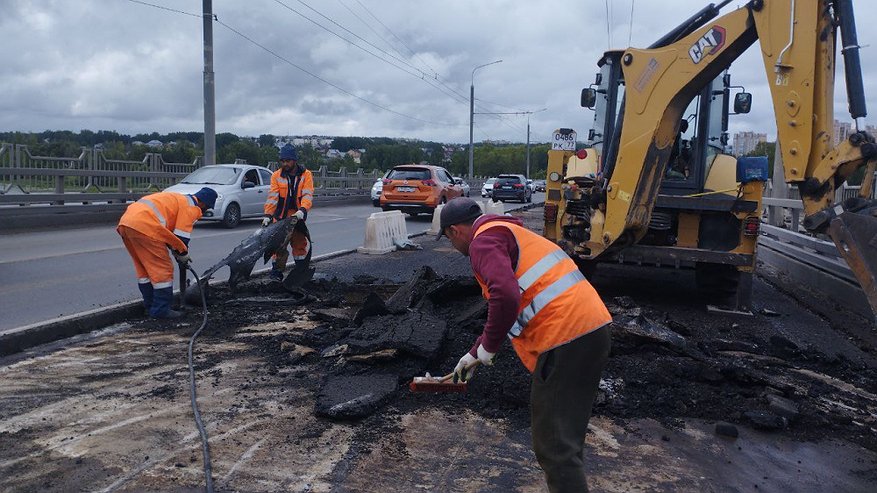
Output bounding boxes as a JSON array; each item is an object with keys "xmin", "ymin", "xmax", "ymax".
[
  {"xmin": 272, "ymin": 0, "xmax": 477, "ymax": 108},
  {"xmin": 124, "ymin": 0, "xmax": 462, "ymax": 127},
  {"xmin": 126, "ymin": 0, "xmax": 199, "ymax": 17},
  {"xmin": 215, "ymin": 19, "xmax": 462, "ymax": 127},
  {"xmin": 628, "ymin": 0, "xmax": 636, "ymax": 46}
]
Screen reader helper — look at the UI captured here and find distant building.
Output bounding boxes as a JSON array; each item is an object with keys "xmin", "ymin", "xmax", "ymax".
[
  {"xmin": 325, "ymin": 149, "xmax": 344, "ymax": 159},
  {"xmin": 346, "ymin": 149, "xmax": 362, "ymax": 164},
  {"xmin": 733, "ymin": 131, "xmax": 766, "ymax": 156},
  {"xmin": 146, "ymin": 140, "xmax": 164, "ymax": 149},
  {"xmin": 833, "ymin": 119, "xmax": 853, "ymax": 147}
]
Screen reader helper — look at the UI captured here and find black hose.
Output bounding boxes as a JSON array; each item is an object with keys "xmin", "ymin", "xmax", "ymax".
[{"xmin": 185, "ymin": 265, "xmax": 214, "ymax": 493}]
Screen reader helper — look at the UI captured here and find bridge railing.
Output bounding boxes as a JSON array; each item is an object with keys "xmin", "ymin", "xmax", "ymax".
[{"xmin": 0, "ymin": 144, "xmax": 385, "ymax": 205}]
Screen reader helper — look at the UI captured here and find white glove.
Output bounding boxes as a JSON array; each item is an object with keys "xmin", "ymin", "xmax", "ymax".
[
  {"xmin": 261, "ymin": 217, "xmax": 272, "ymax": 227},
  {"xmin": 475, "ymin": 344, "xmax": 496, "ymax": 366},
  {"xmin": 294, "ymin": 209, "xmax": 305, "ymax": 221},
  {"xmin": 173, "ymin": 251, "xmax": 191, "ymax": 266},
  {"xmin": 453, "ymin": 352, "xmax": 479, "ymax": 383}
]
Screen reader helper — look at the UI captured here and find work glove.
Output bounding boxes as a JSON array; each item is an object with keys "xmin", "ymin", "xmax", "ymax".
[
  {"xmin": 261, "ymin": 216, "xmax": 272, "ymax": 228},
  {"xmin": 294, "ymin": 208, "xmax": 306, "ymax": 221},
  {"xmin": 453, "ymin": 352, "xmax": 479, "ymax": 383},
  {"xmin": 475, "ymin": 344, "xmax": 496, "ymax": 366},
  {"xmin": 173, "ymin": 251, "xmax": 191, "ymax": 267}
]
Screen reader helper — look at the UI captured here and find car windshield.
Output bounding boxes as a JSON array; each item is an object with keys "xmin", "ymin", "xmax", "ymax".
[
  {"xmin": 484, "ymin": 178, "xmax": 497, "ymax": 186},
  {"xmin": 180, "ymin": 167, "xmax": 240, "ymax": 185},
  {"xmin": 497, "ymin": 176, "xmax": 522, "ymax": 185},
  {"xmin": 388, "ymin": 168, "xmax": 430, "ymax": 180}
]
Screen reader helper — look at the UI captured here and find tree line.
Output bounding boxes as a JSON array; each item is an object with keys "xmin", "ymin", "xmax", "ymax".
[{"xmin": 0, "ymin": 130, "xmax": 552, "ymax": 178}]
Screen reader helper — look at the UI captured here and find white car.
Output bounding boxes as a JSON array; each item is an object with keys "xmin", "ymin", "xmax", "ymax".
[
  {"xmin": 164, "ymin": 164, "xmax": 273, "ymax": 228},
  {"xmin": 453, "ymin": 177, "xmax": 471, "ymax": 197},
  {"xmin": 481, "ymin": 177, "xmax": 497, "ymax": 198},
  {"xmin": 371, "ymin": 178, "xmax": 383, "ymax": 207},
  {"xmin": 527, "ymin": 179, "xmax": 536, "ymax": 192}
]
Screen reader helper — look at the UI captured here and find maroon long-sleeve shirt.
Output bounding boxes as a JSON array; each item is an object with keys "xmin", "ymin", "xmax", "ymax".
[{"xmin": 467, "ymin": 214, "xmax": 525, "ymax": 356}]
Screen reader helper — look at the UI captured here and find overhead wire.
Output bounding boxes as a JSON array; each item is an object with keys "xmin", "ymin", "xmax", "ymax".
[
  {"xmin": 339, "ymin": 0, "xmax": 528, "ymax": 135},
  {"xmin": 124, "ymin": 0, "xmax": 462, "ymax": 127},
  {"xmin": 629, "ymin": 0, "xmax": 636, "ymax": 46},
  {"xmin": 273, "ymin": 0, "xmax": 472, "ymax": 107},
  {"xmin": 214, "ymin": 18, "xmax": 462, "ymax": 126}
]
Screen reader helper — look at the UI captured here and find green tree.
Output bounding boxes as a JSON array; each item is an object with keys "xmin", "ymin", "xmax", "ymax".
[{"xmin": 745, "ymin": 141, "xmax": 776, "ymax": 176}]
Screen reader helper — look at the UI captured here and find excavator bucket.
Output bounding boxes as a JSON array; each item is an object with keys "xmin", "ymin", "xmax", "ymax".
[{"xmin": 829, "ymin": 209, "xmax": 877, "ymax": 322}]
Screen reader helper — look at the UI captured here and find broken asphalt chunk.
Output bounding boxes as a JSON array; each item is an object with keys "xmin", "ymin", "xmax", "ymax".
[
  {"xmin": 744, "ymin": 410, "xmax": 788, "ymax": 430},
  {"xmin": 352, "ymin": 292, "xmax": 391, "ymax": 325},
  {"xmin": 341, "ymin": 311, "xmax": 448, "ymax": 359},
  {"xmin": 315, "ymin": 374, "xmax": 398, "ymax": 420},
  {"xmin": 715, "ymin": 421, "xmax": 739, "ymax": 438}
]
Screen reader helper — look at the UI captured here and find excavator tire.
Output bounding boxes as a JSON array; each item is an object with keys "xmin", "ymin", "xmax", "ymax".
[{"xmin": 695, "ymin": 263, "xmax": 740, "ymax": 300}]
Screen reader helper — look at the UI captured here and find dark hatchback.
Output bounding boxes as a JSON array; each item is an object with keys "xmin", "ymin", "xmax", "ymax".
[{"xmin": 492, "ymin": 174, "xmax": 532, "ymax": 203}]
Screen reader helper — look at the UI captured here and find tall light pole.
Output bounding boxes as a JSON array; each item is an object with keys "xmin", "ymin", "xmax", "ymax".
[
  {"xmin": 202, "ymin": 0, "xmax": 216, "ymax": 166},
  {"xmin": 469, "ymin": 59, "xmax": 502, "ymax": 179},
  {"xmin": 525, "ymin": 108, "xmax": 547, "ymax": 178}
]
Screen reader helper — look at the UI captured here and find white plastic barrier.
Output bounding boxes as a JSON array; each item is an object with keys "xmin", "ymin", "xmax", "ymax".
[
  {"xmin": 428, "ymin": 204, "xmax": 445, "ymax": 235},
  {"xmin": 358, "ymin": 210, "xmax": 410, "ymax": 254},
  {"xmin": 484, "ymin": 199, "xmax": 504, "ymax": 215}
]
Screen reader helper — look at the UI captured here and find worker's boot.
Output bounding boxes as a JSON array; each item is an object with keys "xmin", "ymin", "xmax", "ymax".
[
  {"xmin": 137, "ymin": 281, "xmax": 154, "ymax": 314},
  {"xmin": 150, "ymin": 287, "xmax": 182, "ymax": 319},
  {"xmin": 268, "ymin": 262, "xmax": 283, "ymax": 282}
]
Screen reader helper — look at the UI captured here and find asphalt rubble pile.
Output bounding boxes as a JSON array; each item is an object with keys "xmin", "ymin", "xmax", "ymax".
[{"xmin": 149, "ymin": 259, "xmax": 877, "ymax": 454}]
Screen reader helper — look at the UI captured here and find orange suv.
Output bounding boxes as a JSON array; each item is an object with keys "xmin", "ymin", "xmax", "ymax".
[{"xmin": 380, "ymin": 164, "xmax": 463, "ymax": 216}]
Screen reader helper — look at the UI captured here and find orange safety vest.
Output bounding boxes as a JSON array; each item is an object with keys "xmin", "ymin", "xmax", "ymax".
[
  {"xmin": 472, "ymin": 221, "xmax": 612, "ymax": 372},
  {"xmin": 264, "ymin": 167, "xmax": 314, "ymax": 219},
  {"xmin": 118, "ymin": 192, "xmax": 203, "ymax": 254}
]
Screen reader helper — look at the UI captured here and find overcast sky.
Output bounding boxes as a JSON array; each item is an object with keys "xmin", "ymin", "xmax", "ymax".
[{"xmin": 2, "ymin": 0, "xmax": 876, "ymax": 144}]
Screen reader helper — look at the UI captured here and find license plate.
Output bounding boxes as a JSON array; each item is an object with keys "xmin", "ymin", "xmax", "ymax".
[
  {"xmin": 502, "ymin": 186, "xmax": 512, "ymax": 190},
  {"xmin": 397, "ymin": 186, "xmax": 416, "ymax": 192}
]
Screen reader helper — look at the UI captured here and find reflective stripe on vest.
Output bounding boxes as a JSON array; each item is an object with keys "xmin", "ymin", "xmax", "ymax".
[
  {"xmin": 509, "ymin": 268, "xmax": 586, "ymax": 337},
  {"xmin": 138, "ymin": 198, "xmax": 166, "ymax": 226},
  {"xmin": 173, "ymin": 228, "xmax": 191, "ymax": 238}
]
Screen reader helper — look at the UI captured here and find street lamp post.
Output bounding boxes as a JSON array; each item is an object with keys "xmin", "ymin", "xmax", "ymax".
[
  {"xmin": 525, "ymin": 108, "xmax": 547, "ymax": 178},
  {"xmin": 469, "ymin": 60, "xmax": 502, "ymax": 179}
]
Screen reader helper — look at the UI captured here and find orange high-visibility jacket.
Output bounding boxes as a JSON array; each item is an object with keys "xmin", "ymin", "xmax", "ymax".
[
  {"xmin": 264, "ymin": 167, "xmax": 314, "ymax": 219},
  {"xmin": 472, "ymin": 221, "xmax": 612, "ymax": 372},
  {"xmin": 118, "ymin": 192, "xmax": 203, "ymax": 254}
]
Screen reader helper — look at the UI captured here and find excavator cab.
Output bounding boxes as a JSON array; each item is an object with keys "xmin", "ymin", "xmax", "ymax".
[{"xmin": 550, "ymin": 56, "xmax": 765, "ymax": 312}]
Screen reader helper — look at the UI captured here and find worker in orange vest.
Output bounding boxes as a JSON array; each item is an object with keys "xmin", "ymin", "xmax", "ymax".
[
  {"xmin": 262, "ymin": 144, "xmax": 314, "ymax": 281},
  {"xmin": 117, "ymin": 188, "xmax": 217, "ymax": 319},
  {"xmin": 439, "ymin": 197, "xmax": 612, "ymax": 493}
]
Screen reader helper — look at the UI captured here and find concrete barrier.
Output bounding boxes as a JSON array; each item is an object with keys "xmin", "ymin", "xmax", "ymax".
[
  {"xmin": 428, "ymin": 204, "xmax": 445, "ymax": 235},
  {"xmin": 0, "ymin": 193, "xmax": 371, "ymax": 233},
  {"xmin": 358, "ymin": 210, "xmax": 409, "ymax": 254},
  {"xmin": 485, "ymin": 199, "xmax": 504, "ymax": 215}
]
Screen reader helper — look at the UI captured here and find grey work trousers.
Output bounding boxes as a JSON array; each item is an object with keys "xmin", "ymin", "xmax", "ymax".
[{"xmin": 530, "ymin": 324, "xmax": 611, "ymax": 493}]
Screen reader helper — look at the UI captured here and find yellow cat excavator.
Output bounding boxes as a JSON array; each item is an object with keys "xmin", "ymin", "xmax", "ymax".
[{"xmin": 543, "ymin": 0, "xmax": 877, "ymax": 318}]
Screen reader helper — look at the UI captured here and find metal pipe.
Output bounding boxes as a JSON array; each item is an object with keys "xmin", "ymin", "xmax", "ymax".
[
  {"xmin": 834, "ymin": 0, "xmax": 868, "ymax": 125},
  {"xmin": 775, "ymin": 0, "xmax": 796, "ymax": 71}
]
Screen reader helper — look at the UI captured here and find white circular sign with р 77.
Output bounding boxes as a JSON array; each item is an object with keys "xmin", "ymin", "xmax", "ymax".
[{"xmin": 551, "ymin": 129, "xmax": 577, "ymax": 151}]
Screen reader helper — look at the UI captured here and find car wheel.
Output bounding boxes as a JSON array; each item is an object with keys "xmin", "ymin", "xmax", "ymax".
[
  {"xmin": 381, "ymin": 205, "xmax": 390, "ymax": 212},
  {"xmin": 222, "ymin": 203, "xmax": 241, "ymax": 228},
  {"xmin": 527, "ymin": 193, "xmax": 532, "ymax": 203},
  {"xmin": 372, "ymin": 199, "xmax": 380, "ymax": 207}
]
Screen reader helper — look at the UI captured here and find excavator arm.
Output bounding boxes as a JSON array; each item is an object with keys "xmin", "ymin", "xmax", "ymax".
[{"xmin": 591, "ymin": 0, "xmax": 877, "ymax": 318}]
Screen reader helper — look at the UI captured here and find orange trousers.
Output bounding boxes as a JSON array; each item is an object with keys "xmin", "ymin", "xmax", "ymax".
[
  {"xmin": 273, "ymin": 228, "xmax": 310, "ymax": 270},
  {"xmin": 117, "ymin": 225, "xmax": 175, "ymax": 289}
]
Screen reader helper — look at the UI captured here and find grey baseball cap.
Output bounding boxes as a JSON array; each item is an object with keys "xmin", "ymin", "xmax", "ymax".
[{"xmin": 437, "ymin": 197, "xmax": 483, "ymax": 238}]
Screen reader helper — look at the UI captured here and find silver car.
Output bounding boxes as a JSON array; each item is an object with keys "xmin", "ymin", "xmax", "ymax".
[
  {"xmin": 164, "ymin": 164, "xmax": 273, "ymax": 228},
  {"xmin": 453, "ymin": 177, "xmax": 471, "ymax": 197}
]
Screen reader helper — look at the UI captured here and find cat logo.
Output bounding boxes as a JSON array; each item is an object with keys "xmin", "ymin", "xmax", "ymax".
[{"xmin": 688, "ymin": 26, "xmax": 726, "ymax": 64}]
